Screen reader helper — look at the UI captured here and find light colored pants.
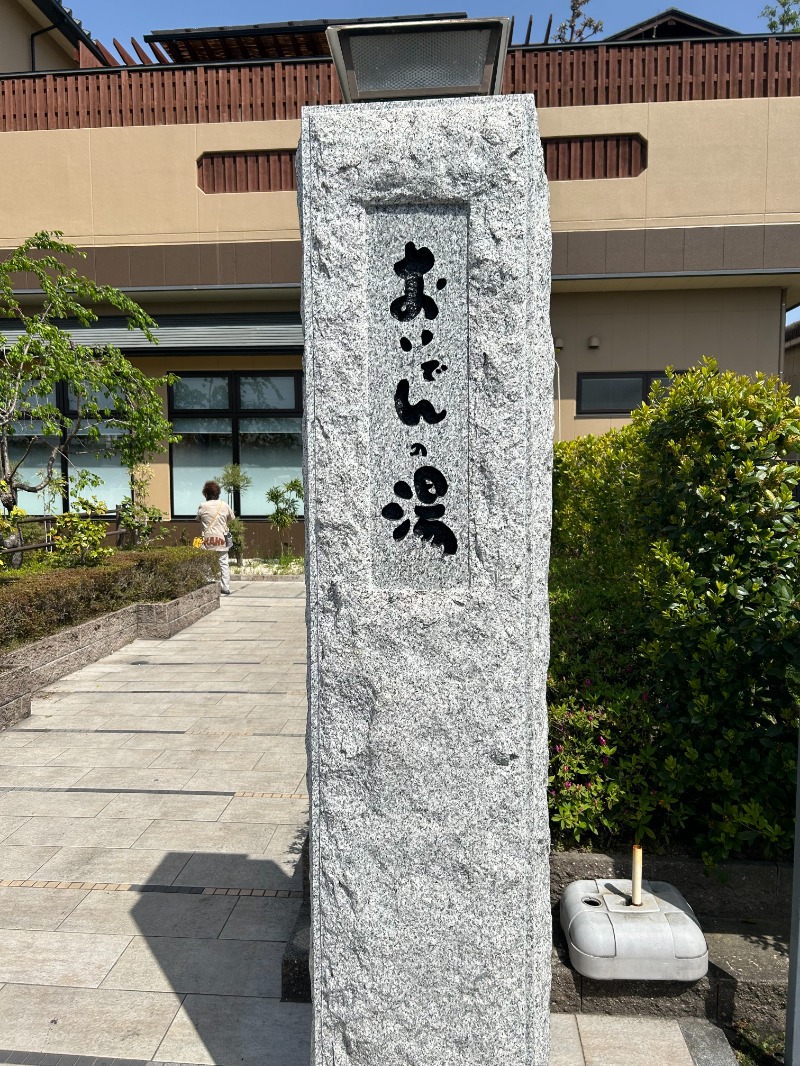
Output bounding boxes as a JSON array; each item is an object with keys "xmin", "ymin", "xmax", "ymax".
[{"xmin": 218, "ymin": 550, "xmax": 230, "ymax": 593}]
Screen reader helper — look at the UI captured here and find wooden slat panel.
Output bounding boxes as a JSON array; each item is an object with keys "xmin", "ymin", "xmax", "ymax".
[
  {"xmin": 541, "ymin": 134, "xmax": 648, "ymax": 180},
  {"xmin": 2, "ymin": 40, "xmax": 800, "ymax": 133},
  {"xmin": 197, "ymin": 149, "xmax": 298, "ymax": 192}
]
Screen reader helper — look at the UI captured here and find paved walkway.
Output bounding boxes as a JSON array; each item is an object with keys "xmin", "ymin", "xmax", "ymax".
[{"xmin": 0, "ymin": 580, "xmax": 736, "ymax": 1066}]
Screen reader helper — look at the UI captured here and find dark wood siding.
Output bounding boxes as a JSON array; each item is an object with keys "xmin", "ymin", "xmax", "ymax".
[
  {"xmin": 197, "ymin": 149, "xmax": 297, "ymax": 192},
  {"xmin": 506, "ymin": 37, "xmax": 800, "ymax": 106},
  {"xmin": 1, "ymin": 38, "xmax": 799, "ymax": 132},
  {"xmin": 542, "ymin": 134, "xmax": 647, "ymax": 180}
]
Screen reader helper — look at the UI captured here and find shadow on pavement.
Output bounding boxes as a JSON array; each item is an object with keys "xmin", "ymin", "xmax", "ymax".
[{"xmin": 131, "ymin": 831, "xmax": 311, "ymax": 1066}]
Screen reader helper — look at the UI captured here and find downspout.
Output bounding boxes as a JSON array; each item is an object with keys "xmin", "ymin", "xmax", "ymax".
[
  {"xmin": 780, "ymin": 287, "xmax": 788, "ymax": 381},
  {"xmin": 30, "ymin": 24, "xmax": 56, "ymax": 72}
]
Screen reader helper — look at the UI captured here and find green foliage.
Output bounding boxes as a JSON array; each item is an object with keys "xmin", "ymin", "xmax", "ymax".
[
  {"xmin": 0, "ymin": 231, "xmax": 178, "ymax": 512},
  {"xmin": 50, "ymin": 472, "xmax": 112, "ymax": 567},
  {"xmin": 267, "ymin": 477, "xmax": 304, "ymax": 557},
  {"xmin": 549, "ymin": 359, "xmax": 800, "ymax": 864},
  {"xmin": 117, "ymin": 464, "xmax": 163, "ymax": 547},
  {"xmin": 761, "ymin": 0, "xmax": 800, "ymax": 32},
  {"xmin": 227, "ymin": 514, "xmax": 246, "ymax": 564},
  {"xmin": 218, "ymin": 463, "xmax": 253, "ymax": 503},
  {"xmin": 553, "ymin": 0, "xmax": 604, "ymax": 43},
  {"xmin": 631, "ymin": 359, "xmax": 800, "ymax": 862},
  {"xmin": 0, "ymin": 546, "xmax": 211, "ymax": 652}
]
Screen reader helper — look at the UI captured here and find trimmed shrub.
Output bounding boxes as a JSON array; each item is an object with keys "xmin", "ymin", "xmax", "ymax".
[
  {"xmin": 632, "ymin": 359, "xmax": 800, "ymax": 863},
  {"xmin": 549, "ymin": 359, "xmax": 800, "ymax": 864},
  {"xmin": 0, "ymin": 547, "xmax": 213, "ymax": 652}
]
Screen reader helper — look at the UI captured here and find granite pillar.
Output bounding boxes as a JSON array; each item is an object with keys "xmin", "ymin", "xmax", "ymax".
[{"xmin": 300, "ymin": 93, "xmax": 553, "ymax": 1066}]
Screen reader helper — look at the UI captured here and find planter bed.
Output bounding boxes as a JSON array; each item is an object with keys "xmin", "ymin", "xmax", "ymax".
[{"xmin": 0, "ymin": 582, "xmax": 219, "ymax": 730}]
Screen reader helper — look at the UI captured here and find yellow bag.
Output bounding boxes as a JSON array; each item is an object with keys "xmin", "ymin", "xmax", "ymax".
[{"xmin": 192, "ymin": 536, "xmax": 204, "ymax": 549}]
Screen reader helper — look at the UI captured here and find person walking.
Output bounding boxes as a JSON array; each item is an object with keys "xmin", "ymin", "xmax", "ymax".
[{"xmin": 197, "ymin": 479, "xmax": 235, "ymax": 595}]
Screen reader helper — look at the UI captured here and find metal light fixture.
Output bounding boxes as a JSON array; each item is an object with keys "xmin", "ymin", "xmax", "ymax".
[
  {"xmin": 588, "ymin": 335, "xmax": 601, "ymax": 349},
  {"xmin": 327, "ymin": 16, "xmax": 511, "ymax": 104}
]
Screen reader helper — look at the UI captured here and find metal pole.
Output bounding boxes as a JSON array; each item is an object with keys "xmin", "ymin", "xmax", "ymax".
[{"xmin": 785, "ymin": 724, "xmax": 800, "ymax": 1065}]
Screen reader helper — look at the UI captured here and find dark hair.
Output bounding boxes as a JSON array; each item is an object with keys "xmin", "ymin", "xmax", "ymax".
[{"xmin": 202, "ymin": 480, "xmax": 221, "ymax": 501}]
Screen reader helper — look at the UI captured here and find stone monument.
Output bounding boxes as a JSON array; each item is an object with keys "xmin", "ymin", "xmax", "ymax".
[{"xmin": 300, "ymin": 93, "xmax": 553, "ymax": 1065}]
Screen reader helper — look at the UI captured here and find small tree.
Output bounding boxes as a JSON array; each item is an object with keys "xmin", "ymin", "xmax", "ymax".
[
  {"xmin": 266, "ymin": 477, "xmax": 304, "ymax": 559},
  {"xmin": 218, "ymin": 463, "xmax": 253, "ymax": 508},
  {"xmin": 761, "ymin": 0, "xmax": 800, "ymax": 32},
  {"xmin": 0, "ymin": 232, "xmax": 178, "ymax": 514},
  {"xmin": 553, "ymin": 0, "xmax": 604, "ymax": 43}
]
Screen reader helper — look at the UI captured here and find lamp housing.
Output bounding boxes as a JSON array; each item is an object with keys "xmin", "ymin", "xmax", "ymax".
[{"xmin": 327, "ymin": 17, "xmax": 511, "ymax": 104}]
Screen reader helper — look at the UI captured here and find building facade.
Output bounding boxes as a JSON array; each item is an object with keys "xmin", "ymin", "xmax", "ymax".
[{"xmin": 1, "ymin": 3, "xmax": 798, "ymax": 542}]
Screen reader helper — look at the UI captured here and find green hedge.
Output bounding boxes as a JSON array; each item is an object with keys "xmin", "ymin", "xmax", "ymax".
[
  {"xmin": 549, "ymin": 358, "xmax": 800, "ymax": 865},
  {"xmin": 0, "ymin": 547, "xmax": 213, "ymax": 653}
]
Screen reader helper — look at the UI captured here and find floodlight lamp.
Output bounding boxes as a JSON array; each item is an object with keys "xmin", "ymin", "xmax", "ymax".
[{"xmin": 326, "ymin": 17, "xmax": 511, "ymax": 104}]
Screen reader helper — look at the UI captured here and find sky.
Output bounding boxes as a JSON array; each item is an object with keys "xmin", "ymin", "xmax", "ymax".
[{"xmin": 72, "ymin": 1, "xmax": 774, "ymax": 47}]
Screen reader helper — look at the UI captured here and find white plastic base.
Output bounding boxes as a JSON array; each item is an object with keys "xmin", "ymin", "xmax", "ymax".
[{"xmin": 560, "ymin": 878, "xmax": 709, "ymax": 981}]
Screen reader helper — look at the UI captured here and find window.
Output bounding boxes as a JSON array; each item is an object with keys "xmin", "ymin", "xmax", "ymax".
[
  {"xmin": 168, "ymin": 371, "xmax": 303, "ymax": 518},
  {"xmin": 8, "ymin": 383, "xmax": 130, "ymax": 514},
  {"xmin": 576, "ymin": 372, "xmax": 671, "ymax": 415},
  {"xmin": 63, "ymin": 388, "xmax": 130, "ymax": 510}
]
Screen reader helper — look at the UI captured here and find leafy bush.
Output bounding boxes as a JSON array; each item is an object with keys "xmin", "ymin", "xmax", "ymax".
[
  {"xmin": 549, "ymin": 359, "xmax": 800, "ymax": 864},
  {"xmin": 0, "ymin": 547, "xmax": 212, "ymax": 652},
  {"xmin": 632, "ymin": 359, "xmax": 800, "ymax": 863}
]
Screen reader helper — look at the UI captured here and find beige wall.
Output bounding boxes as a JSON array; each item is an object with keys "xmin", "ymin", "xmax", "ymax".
[
  {"xmin": 0, "ymin": 93, "xmax": 798, "ymax": 245},
  {"xmin": 540, "ymin": 97, "xmax": 800, "ymax": 232},
  {"xmin": 0, "ymin": 0, "xmax": 77, "ymax": 73},
  {"xmin": 0, "ymin": 121, "xmax": 301, "ymax": 247},
  {"xmin": 552, "ymin": 286, "xmax": 783, "ymax": 440}
]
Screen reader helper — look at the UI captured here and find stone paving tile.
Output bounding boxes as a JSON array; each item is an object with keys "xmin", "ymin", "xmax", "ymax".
[
  {"xmin": 28, "ymin": 732, "xmax": 141, "ymax": 749},
  {"xmin": 73, "ymin": 768, "xmax": 196, "ymax": 792},
  {"xmin": 0, "ymin": 845, "xmax": 61, "ymax": 880},
  {"xmin": 251, "ymin": 754, "xmax": 308, "ymax": 773},
  {"xmin": 0, "ymin": 767, "xmax": 90, "ymax": 789},
  {"xmin": 102, "ymin": 936, "xmax": 284, "ymax": 997},
  {"xmin": 4, "ymin": 819, "xmax": 153, "ymax": 850},
  {"xmin": 0, "ymin": 984, "xmax": 183, "ymax": 1058},
  {"xmin": 131, "ymin": 820, "xmax": 277, "ymax": 854},
  {"xmin": 155, "ymin": 994, "xmax": 311, "ymax": 1066},
  {"xmin": 182, "ymin": 770, "xmax": 306, "ymax": 794},
  {"xmin": 33, "ymin": 848, "xmax": 192, "ymax": 887},
  {"xmin": 47, "ymin": 748, "xmax": 163, "ymax": 768},
  {"xmin": 148, "ymin": 750, "xmax": 261, "ymax": 770},
  {"xmin": 0, "ymin": 818, "xmax": 30, "ymax": 844},
  {"xmin": 92, "ymin": 716, "xmax": 202, "ymax": 732},
  {"xmin": 218, "ymin": 796, "xmax": 308, "ymax": 824},
  {"xmin": 0, "ymin": 887, "xmax": 89, "ymax": 931},
  {"xmin": 173, "ymin": 852, "xmax": 302, "ymax": 891},
  {"xmin": 575, "ymin": 1016, "xmax": 694, "ymax": 1066},
  {"xmin": 215, "ymin": 735, "xmax": 289, "ymax": 753},
  {"xmin": 0, "ymin": 748, "xmax": 68, "ymax": 765},
  {"xmin": 98, "ymin": 793, "xmax": 233, "ymax": 822},
  {"xmin": 551, "ymin": 1013, "xmax": 585, "ymax": 1066},
  {"xmin": 0, "ymin": 928, "xmax": 132, "ymax": 987},
  {"xmin": 60, "ymin": 890, "xmax": 237, "ymax": 938},
  {"xmin": 0, "ymin": 792, "xmax": 116, "ymax": 819},
  {"xmin": 219, "ymin": 896, "xmax": 301, "ymax": 942},
  {"xmin": 123, "ymin": 733, "xmax": 225, "ymax": 751}
]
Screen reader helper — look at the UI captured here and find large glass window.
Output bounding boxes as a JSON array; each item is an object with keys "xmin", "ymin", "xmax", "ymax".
[
  {"xmin": 168, "ymin": 372, "xmax": 303, "ymax": 518},
  {"xmin": 577, "ymin": 372, "xmax": 671, "ymax": 415},
  {"xmin": 63, "ymin": 391, "xmax": 130, "ymax": 512}
]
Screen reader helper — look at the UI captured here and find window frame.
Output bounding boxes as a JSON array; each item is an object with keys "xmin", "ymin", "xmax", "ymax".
[
  {"xmin": 167, "ymin": 370, "xmax": 304, "ymax": 520},
  {"xmin": 576, "ymin": 371, "xmax": 672, "ymax": 416}
]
